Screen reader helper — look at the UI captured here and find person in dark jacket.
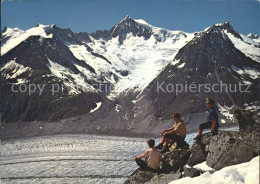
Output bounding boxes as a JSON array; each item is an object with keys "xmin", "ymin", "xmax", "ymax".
[{"xmin": 194, "ymin": 99, "xmax": 219, "ymax": 141}]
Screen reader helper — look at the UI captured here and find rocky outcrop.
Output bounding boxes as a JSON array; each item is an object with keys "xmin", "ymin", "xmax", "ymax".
[
  {"xmin": 187, "ymin": 133, "xmax": 212, "ymax": 166},
  {"xmin": 186, "ymin": 109, "xmax": 260, "ymax": 171},
  {"xmin": 125, "ymin": 109, "xmax": 259, "ymax": 183},
  {"xmin": 124, "ymin": 169, "xmax": 157, "ymax": 184},
  {"xmin": 144, "ymin": 172, "xmax": 181, "ymax": 184},
  {"xmin": 206, "ymin": 131, "xmax": 254, "ymax": 170},
  {"xmin": 234, "ymin": 109, "xmax": 260, "ymax": 133},
  {"xmin": 125, "ymin": 169, "xmax": 181, "ymax": 184},
  {"xmin": 160, "ymin": 144, "xmax": 191, "ymax": 173},
  {"xmin": 124, "ymin": 142, "xmax": 190, "ymax": 184},
  {"xmin": 206, "ymin": 109, "xmax": 260, "ymax": 170}
]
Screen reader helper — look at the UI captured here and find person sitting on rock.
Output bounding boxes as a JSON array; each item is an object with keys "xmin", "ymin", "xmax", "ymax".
[
  {"xmin": 194, "ymin": 99, "xmax": 219, "ymax": 141},
  {"xmin": 155, "ymin": 112, "xmax": 186, "ymax": 153},
  {"xmin": 135, "ymin": 139, "xmax": 160, "ymax": 172}
]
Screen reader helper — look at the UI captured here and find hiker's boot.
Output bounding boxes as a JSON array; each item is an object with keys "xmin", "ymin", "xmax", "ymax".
[
  {"xmin": 160, "ymin": 146, "xmax": 169, "ymax": 153},
  {"xmin": 155, "ymin": 143, "xmax": 163, "ymax": 150},
  {"xmin": 193, "ymin": 135, "xmax": 202, "ymax": 141}
]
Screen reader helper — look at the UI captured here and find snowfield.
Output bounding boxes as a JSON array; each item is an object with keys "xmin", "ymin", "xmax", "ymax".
[{"xmin": 170, "ymin": 156, "xmax": 259, "ymax": 184}]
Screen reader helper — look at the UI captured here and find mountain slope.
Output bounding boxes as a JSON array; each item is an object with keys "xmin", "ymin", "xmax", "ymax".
[
  {"xmin": 128, "ymin": 22, "xmax": 260, "ymax": 134},
  {"xmin": 1, "ymin": 25, "xmax": 105, "ymax": 122},
  {"xmin": 1, "ymin": 17, "xmax": 260, "ymax": 138}
]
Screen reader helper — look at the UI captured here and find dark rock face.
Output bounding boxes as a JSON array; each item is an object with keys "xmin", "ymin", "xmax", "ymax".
[
  {"xmin": 234, "ymin": 109, "xmax": 260, "ymax": 132},
  {"xmin": 187, "ymin": 133, "xmax": 212, "ymax": 166},
  {"xmin": 75, "ymin": 32, "xmax": 92, "ymax": 43},
  {"xmin": 206, "ymin": 131, "xmax": 254, "ymax": 170},
  {"xmin": 124, "ymin": 170, "xmax": 181, "ymax": 184},
  {"xmin": 124, "ymin": 169, "xmax": 157, "ymax": 184},
  {"xmin": 144, "ymin": 172, "xmax": 181, "ymax": 184}
]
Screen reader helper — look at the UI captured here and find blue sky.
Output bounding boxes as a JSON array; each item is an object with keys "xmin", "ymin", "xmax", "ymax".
[{"xmin": 2, "ymin": 0, "xmax": 260, "ymax": 35}]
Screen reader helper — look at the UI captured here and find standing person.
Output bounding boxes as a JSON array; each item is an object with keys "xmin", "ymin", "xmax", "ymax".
[
  {"xmin": 155, "ymin": 113, "xmax": 186, "ymax": 153},
  {"xmin": 194, "ymin": 99, "xmax": 219, "ymax": 141},
  {"xmin": 135, "ymin": 139, "xmax": 160, "ymax": 172}
]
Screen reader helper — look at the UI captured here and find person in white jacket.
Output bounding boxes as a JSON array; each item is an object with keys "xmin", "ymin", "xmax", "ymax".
[{"xmin": 135, "ymin": 139, "xmax": 161, "ymax": 172}]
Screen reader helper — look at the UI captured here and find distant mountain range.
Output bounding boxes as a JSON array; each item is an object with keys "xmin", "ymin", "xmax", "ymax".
[{"xmin": 1, "ymin": 15, "xmax": 260, "ymax": 138}]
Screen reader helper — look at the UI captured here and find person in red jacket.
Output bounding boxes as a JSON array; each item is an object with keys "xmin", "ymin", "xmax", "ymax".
[{"xmin": 155, "ymin": 112, "xmax": 186, "ymax": 153}]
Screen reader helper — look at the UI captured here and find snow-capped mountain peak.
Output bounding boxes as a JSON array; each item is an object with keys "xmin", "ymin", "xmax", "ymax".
[
  {"xmin": 246, "ymin": 33, "xmax": 260, "ymax": 44},
  {"xmin": 1, "ymin": 24, "xmax": 53, "ymax": 56},
  {"xmin": 209, "ymin": 21, "xmax": 242, "ymax": 40},
  {"xmin": 247, "ymin": 33, "xmax": 260, "ymax": 39},
  {"xmin": 121, "ymin": 14, "xmax": 132, "ymax": 22},
  {"xmin": 110, "ymin": 15, "xmax": 151, "ymax": 40}
]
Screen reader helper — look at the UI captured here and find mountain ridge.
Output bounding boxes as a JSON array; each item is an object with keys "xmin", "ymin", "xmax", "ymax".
[{"xmin": 1, "ymin": 16, "xmax": 260, "ymax": 138}]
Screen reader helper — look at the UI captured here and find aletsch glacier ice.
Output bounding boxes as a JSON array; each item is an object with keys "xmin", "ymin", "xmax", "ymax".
[
  {"xmin": 0, "ymin": 133, "xmax": 192, "ymax": 184},
  {"xmin": 0, "ymin": 128, "xmax": 237, "ymax": 184},
  {"xmin": 0, "ymin": 134, "xmax": 147, "ymax": 183}
]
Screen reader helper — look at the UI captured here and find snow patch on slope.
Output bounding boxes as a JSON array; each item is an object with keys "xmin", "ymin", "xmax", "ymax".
[
  {"xmin": 217, "ymin": 103, "xmax": 235, "ymax": 123},
  {"xmin": 1, "ymin": 59, "xmax": 31, "ymax": 83},
  {"xmin": 90, "ymin": 102, "xmax": 102, "ymax": 113},
  {"xmin": 231, "ymin": 65, "xmax": 260, "ymax": 79},
  {"xmin": 244, "ymin": 102, "xmax": 260, "ymax": 113},
  {"xmin": 177, "ymin": 63, "xmax": 185, "ymax": 69},
  {"xmin": 46, "ymin": 58, "xmax": 96, "ymax": 94},
  {"xmin": 68, "ymin": 44, "xmax": 115, "ymax": 76},
  {"xmin": 193, "ymin": 162, "xmax": 215, "ymax": 172}
]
